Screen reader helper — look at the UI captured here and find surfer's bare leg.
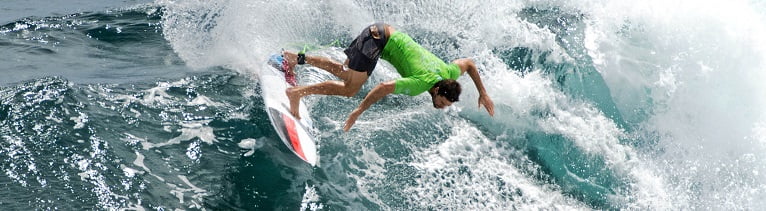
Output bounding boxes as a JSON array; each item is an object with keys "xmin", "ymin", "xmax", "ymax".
[
  {"xmin": 286, "ymin": 71, "xmax": 367, "ymax": 119},
  {"xmin": 283, "ymin": 51, "xmax": 368, "ymax": 119},
  {"xmin": 283, "ymin": 51, "xmax": 355, "ymax": 81}
]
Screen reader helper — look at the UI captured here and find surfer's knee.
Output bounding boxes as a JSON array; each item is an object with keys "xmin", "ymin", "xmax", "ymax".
[
  {"xmin": 341, "ymin": 84, "xmax": 362, "ymax": 97},
  {"xmin": 384, "ymin": 24, "xmax": 395, "ymax": 37},
  {"xmin": 341, "ymin": 88, "xmax": 360, "ymax": 97}
]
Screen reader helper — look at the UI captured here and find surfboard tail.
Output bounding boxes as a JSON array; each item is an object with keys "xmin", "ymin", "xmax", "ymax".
[
  {"xmin": 266, "ymin": 105, "xmax": 317, "ymax": 166},
  {"xmin": 281, "ymin": 113, "xmax": 306, "ymax": 160}
]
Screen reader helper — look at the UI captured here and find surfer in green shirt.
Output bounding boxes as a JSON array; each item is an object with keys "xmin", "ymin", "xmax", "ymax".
[{"xmin": 283, "ymin": 23, "xmax": 494, "ymax": 131}]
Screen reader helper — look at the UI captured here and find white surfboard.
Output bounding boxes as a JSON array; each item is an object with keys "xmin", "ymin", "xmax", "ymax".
[{"xmin": 259, "ymin": 54, "xmax": 317, "ymax": 166}]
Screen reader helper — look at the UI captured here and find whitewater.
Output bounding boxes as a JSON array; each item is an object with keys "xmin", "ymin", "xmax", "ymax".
[{"xmin": 1, "ymin": 0, "xmax": 765, "ymax": 210}]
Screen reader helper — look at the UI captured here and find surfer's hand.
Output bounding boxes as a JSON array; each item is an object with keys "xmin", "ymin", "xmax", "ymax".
[
  {"xmin": 479, "ymin": 93, "xmax": 495, "ymax": 116},
  {"xmin": 343, "ymin": 109, "xmax": 362, "ymax": 132}
]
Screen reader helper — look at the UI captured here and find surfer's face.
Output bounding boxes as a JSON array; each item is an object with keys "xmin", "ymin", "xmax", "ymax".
[{"xmin": 432, "ymin": 95, "xmax": 454, "ymax": 109}]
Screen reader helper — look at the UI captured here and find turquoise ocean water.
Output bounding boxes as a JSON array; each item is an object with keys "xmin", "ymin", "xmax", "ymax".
[{"xmin": 2, "ymin": 0, "xmax": 766, "ymax": 210}]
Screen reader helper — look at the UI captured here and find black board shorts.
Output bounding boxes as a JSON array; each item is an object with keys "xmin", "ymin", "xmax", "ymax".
[{"xmin": 343, "ymin": 23, "xmax": 388, "ymax": 76}]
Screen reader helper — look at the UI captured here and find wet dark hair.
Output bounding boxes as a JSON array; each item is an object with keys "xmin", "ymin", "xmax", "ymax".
[{"xmin": 434, "ymin": 79, "xmax": 461, "ymax": 102}]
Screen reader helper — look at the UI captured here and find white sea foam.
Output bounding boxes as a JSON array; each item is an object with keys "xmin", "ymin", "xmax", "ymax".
[
  {"xmin": 573, "ymin": 0, "xmax": 766, "ymax": 209},
  {"xmin": 142, "ymin": 120, "xmax": 216, "ymax": 150},
  {"xmin": 70, "ymin": 111, "xmax": 88, "ymax": 129},
  {"xmin": 69, "ymin": 137, "xmax": 124, "ymax": 209},
  {"xmin": 300, "ymin": 184, "xmax": 324, "ymax": 211},
  {"xmin": 120, "ymin": 165, "xmax": 140, "ymax": 178},
  {"xmin": 187, "ymin": 95, "xmax": 223, "ymax": 107},
  {"xmin": 344, "ymin": 146, "xmax": 387, "ymax": 207},
  {"xmin": 408, "ymin": 123, "xmax": 585, "ymax": 209},
  {"xmin": 238, "ymin": 138, "xmax": 264, "ymax": 157},
  {"xmin": 166, "ymin": 175, "xmax": 208, "ymax": 209}
]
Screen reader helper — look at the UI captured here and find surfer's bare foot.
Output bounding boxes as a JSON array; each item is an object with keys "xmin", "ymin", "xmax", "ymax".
[
  {"xmin": 282, "ymin": 51, "xmax": 298, "ymax": 74},
  {"xmin": 286, "ymin": 87, "xmax": 301, "ymax": 119}
]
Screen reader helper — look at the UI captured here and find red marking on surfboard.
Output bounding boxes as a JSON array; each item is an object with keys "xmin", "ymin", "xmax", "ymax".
[{"xmin": 281, "ymin": 113, "xmax": 305, "ymax": 160}]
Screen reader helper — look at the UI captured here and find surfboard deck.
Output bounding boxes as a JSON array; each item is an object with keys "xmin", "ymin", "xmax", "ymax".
[{"xmin": 259, "ymin": 54, "xmax": 317, "ymax": 166}]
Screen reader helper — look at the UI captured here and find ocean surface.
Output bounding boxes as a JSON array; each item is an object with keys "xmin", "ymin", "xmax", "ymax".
[{"xmin": 2, "ymin": 0, "xmax": 766, "ymax": 210}]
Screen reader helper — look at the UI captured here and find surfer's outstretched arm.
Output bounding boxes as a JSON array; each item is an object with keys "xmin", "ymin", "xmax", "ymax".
[
  {"xmin": 343, "ymin": 81, "xmax": 396, "ymax": 131},
  {"xmin": 453, "ymin": 58, "xmax": 495, "ymax": 116}
]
